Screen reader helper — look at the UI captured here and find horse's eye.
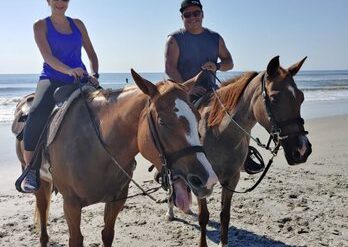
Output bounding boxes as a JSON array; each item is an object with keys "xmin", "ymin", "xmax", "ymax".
[
  {"xmin": 173, "ymin": 107, "xmax": 179, "ymax": 113},
  {"xmin": 269, "ymin": 94, "xmax": 280, "ymax": 104},
  {"xmin": 158, "ymin": 118, "xmax": 165, "ymax": 126},
  {"xmin": 270, "ymin": 97, "xmax": 278, "ymax": 104}
]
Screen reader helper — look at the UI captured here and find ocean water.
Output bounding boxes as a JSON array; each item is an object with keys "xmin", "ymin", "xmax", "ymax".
[{"xmin": 1, "ymin": 71, "xmax": 348, "ymax": 123}]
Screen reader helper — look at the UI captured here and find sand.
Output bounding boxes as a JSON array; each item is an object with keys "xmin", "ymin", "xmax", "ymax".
[{"xmin": 0, "ymin": 114, "xmax": 347, "ymax": 247}]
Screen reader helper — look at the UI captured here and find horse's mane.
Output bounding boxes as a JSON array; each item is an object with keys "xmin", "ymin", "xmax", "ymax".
[
  {"xmin": 208, "ymin": 71, "xmax": 258, "ymax": 127},
  {"xmin": 87, "ymin": 86, "xmax": 137, "ymax": 103},
  {"xmin": 157, "ymin": 80, "xmax": 188, "ymax": 99}
]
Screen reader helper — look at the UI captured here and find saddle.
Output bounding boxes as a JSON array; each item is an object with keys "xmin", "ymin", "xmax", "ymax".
[
  {"xmin": 14, "ymin": 83, "xmax": 97, "ymax": 193},
  {"xmin": 13, "ymin": 84, "xmax": 96, "ymax": 145}
]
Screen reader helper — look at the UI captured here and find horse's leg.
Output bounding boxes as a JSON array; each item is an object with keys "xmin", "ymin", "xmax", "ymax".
[
  {"xmin": 218, "ymin": 170, "xmax": 239, "ymax": 247},
  {"xmin": 198, "ymin": 198, "xmax": 209, "ymax": 247},
  {"xmin": 18, "ymin": 142, "xmax": 51, "ymax": 246},
  {"xmin": 165, "ymin": 196, "xmax": 175, "ymax": 221},
  {"xmin": 35, "ymin": 179, "xmax": 52, "ymax": 247},
  {"xmin": 102, "ymin": 201, "xmax": 126, "ymax": 247},
  {"xmin": 63, "ymin": 200, "xmax": 83, "ymax": 247}
]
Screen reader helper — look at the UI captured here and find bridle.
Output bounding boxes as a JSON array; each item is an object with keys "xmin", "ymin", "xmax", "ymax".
[
  {"xmin": 146, "ymin": 98, "xmax": 205, "ymax": 193},
  {"xmin": 261, "ymin": 72, "xmax": 308, "ymax": 144}
]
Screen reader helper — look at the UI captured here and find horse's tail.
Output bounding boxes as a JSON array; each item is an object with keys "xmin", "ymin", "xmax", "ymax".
[{"xmin": 34, "ymin": 179, "xmax": 53, "ymax": 233}]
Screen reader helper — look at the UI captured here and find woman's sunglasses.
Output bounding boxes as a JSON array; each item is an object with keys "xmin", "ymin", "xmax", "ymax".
[{"xmin": 182, "ymin": 10, "xmax": 202, "ymax": 19}]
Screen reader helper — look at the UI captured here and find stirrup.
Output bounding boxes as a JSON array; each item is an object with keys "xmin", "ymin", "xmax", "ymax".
[
  {"xmin": 244, "ymin": 146, "xmax": 265, "ymax": 175},
  {"xmin": 15, "ymin": 165, "xmax": 41, "ymax": 193}
]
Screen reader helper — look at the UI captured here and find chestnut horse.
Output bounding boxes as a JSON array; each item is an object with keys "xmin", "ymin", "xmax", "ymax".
[
  {"xmin": 167, "ymin": 57, "xmax": 312, "ymax": 246},
  {"xmin": 12, "ymin": 70, "xmax": 218, "ymax": 247}
]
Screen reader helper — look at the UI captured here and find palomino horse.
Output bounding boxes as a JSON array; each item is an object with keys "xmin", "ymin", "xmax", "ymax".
[
  {"xmin": 167, "ymin": 56, "xmax": 312, "ymax": 246},
  {"xmin": 12, "ymin": 70, "xmax": 218, "ymax": 247}
]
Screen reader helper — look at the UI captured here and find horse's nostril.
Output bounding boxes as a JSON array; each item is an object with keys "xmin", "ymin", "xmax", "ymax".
[
  {"xmin": 188, "ymin": 175, "xmax": 204, "ymax": 188},
  {"xmin": 293, "ymin": 150, "xmax": 301, "ymax": 160}
]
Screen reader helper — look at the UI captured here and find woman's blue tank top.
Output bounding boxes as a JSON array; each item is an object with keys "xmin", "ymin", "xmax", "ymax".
[{"xmin": 40, "ymin": 17, "xmax": 86, "ymax": 84}]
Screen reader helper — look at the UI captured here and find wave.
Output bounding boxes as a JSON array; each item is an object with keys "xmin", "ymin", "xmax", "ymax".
[
  {"xmin": 0, "ymin": 97, "xmax": 21, "ymax": 105},
  {"xmin": 302, "ymin": 86, "xmax": 348, "ymax": 91}
]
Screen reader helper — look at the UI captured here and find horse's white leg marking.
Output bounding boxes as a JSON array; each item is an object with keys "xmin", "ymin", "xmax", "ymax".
[{"xmin": 165, "ymin": 199, "xmax": 175, "ymax": 222}]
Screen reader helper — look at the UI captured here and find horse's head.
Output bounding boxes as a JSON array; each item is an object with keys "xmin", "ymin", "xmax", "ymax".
[
  {"xmin": 131, "ymin": 70, "xmax": 218, "ymax": 211},
  {"xmin": 254, "ymin": 56, "xmax": 312, "ymax": 165}
]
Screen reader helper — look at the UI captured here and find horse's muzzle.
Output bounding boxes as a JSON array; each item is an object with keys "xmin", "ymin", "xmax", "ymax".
[
  {"xmin": 187, "ymin": 173, "xmax": 215, "ymax": 198},
  {"xmin": 283, "ymin": 135, "xmax": 312, "ymax": 165}
]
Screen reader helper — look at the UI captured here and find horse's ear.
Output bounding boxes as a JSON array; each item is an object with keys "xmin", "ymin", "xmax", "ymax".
[
  {"xmin": 288, "ymin": 57, "xmax": 307, "ymax": 77},
  {"xmin": 182, "ymin": 71, "xmax": 204, "ymax": 92},
  {"xmin": 266, "ymin": 56, "xmax": 280, "ymax": 78},
  {"xmin": 131, "ymin": 69, "xmax": 158, "ymax": 98}
]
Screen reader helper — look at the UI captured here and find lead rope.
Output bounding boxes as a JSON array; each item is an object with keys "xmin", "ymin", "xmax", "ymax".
[{"xmin": 78, "ymin": 80, "xmax": 162, "ymax": 202}]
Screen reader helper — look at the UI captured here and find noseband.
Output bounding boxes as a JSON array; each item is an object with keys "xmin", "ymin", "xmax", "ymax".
[
  {"xmin": 146, "ymin": 98, "xmax": 205, "ymax": 191},
  {"xmin": 261, "ymin": 73, "xmax": 309, "ymax": 144}
]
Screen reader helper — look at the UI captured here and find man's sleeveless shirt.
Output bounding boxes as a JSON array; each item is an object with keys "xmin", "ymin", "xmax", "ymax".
[{"xmin": 171, "ymin": 28, "xmax": 220, "ymax": 82}]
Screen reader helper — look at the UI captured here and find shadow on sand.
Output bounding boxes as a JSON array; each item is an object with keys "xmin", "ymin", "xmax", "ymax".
[{"xmin": 174, "ymin": 216, "xmax": 302, "ymax": 247}]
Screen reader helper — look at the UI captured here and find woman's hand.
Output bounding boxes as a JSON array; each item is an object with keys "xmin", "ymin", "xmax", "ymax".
[
  {"xmin": 66, "ymin": 67, "xmax": 86, "ymax": 79},
  {"xmin": 89, "ymin": 75, "xmax": 99, "ymax": 87}
]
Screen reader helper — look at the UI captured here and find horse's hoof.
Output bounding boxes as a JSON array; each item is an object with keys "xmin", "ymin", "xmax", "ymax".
[
  {"xmin": 165, "ymin": 212, "xmax": 174, "ymax": 221},
  {"xmin": 185, "ymin": 209, "xmax": 194, "ymax": 215}
]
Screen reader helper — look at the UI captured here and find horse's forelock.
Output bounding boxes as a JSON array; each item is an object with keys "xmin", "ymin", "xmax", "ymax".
[
  {"xmin": 208, "ymin": 72, "xmax": 258, "ymax": 127},
  {"xmin": 157, "ymin": 80, "xmax": 188, "ymax": 100}
]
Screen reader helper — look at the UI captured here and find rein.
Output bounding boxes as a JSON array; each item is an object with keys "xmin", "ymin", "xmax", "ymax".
[
  {"xmin": 208, "ymin": 70, "xmax": 308, "ymax": 193},
  {"xmin": 78, "ymin": 81, "xmax": 162, "ymax": 203}
]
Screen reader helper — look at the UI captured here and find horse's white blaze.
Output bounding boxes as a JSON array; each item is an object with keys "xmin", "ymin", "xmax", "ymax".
[
  {"xmin": 298, "ymin": 135, "xmax": 309, "ymax": 156},
  {"xmin": 174, "ymin": 99, "xmax": 218, "ymax": 188},
  {"xmin": 288, "ymin": 85, "xmax": 296, "ymax": 98}
]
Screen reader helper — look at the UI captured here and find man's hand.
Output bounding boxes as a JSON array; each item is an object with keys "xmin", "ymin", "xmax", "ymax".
[
  {"xmin": 189, "ymin": 86, "xmax": 206, "ymax": 97},
  {"xmin": 201, "ymin": 62, "xmax": 217, "ymax": 72}
]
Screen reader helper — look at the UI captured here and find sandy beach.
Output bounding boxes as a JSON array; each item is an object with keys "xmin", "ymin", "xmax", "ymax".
[{"xmin": 0, "ymin": 114, "xmax": 347, "ymax": 247}]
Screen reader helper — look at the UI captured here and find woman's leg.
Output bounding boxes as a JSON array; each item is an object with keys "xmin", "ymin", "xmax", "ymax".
[{"xmin": 21, "ymin": 79, "xmax": 63, "ymax": 192}]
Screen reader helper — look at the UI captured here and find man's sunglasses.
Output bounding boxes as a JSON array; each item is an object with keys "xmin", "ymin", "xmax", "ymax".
[{"xmin": 182, "ymin": 10, "xmax": 202, "ymax": 19}]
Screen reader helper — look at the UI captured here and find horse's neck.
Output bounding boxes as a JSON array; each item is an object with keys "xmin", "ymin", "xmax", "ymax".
[
  {"xmin": 200, "ymin": 75, "xmax": 262, "ymax": 142},
  {"xmin": 92, "ymin": 88, "xmax": 147, "ymax": 158},
  {"xmin": 232, "ymin": 76, "xmax": 262, "ymax": 131}
]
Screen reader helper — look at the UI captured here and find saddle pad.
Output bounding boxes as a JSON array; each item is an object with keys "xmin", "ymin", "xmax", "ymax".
[{"xmin": 46, "ymin": 85, "xmax": 95, "ymax": 146}]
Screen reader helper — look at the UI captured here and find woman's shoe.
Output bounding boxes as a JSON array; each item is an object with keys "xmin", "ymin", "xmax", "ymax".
[{"xmin": 21, "ymin": 169, "xmax": 39, "ymax": 193}]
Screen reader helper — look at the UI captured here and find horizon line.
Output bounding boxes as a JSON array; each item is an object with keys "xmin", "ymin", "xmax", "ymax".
[{"xmin": 1, "ymin": 69, "xmax": 348, "ymax": 76}]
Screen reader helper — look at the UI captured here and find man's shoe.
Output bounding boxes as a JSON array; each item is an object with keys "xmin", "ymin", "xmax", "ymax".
[
  {"xmin": 244, "ymin": 147, "xmax": 265, "ymax": 175},
  {"xmin": 21, "ymin": 169, "xmax": 39, "ymax": 193}
]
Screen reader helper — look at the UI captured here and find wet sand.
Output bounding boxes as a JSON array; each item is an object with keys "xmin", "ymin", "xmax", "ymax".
[{"xmin": 0, "ymin": 115, "xmax": 347, "ymax": 246}]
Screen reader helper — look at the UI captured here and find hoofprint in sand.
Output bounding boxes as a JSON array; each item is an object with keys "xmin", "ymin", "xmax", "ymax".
[{"xmin": 0, "ymin": 115, "xmax": 347, "ymax": 247}]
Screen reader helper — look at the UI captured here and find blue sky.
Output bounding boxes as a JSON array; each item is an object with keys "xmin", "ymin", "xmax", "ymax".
[{"xmin": 0, "ymin": 0, "xmax": 347, "ymax": 73}]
